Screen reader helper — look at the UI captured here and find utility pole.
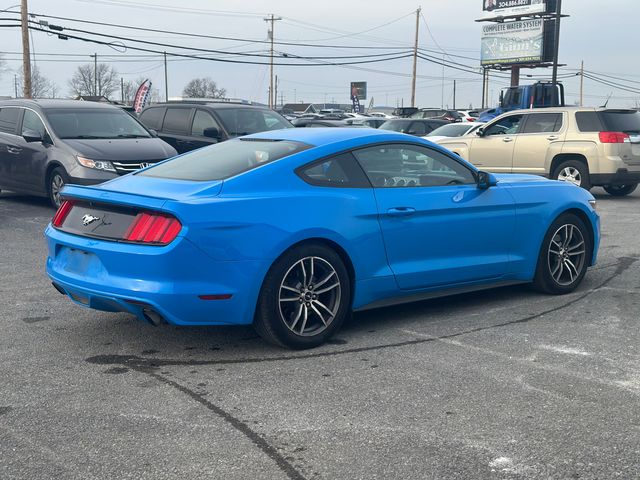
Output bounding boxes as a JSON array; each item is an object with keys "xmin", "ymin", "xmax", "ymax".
[
  {"xmin": 264, "ymin": 13, "xmax": 282, "ymax": 109},
  {"xmin": 21, "ymin": 0, "xmax": 32, "ymax": 98},
  {"xmin": 410, "ymin": 6, "xmax": 421, "ymax": 108},
  {"xmin": 92, "ymin": 53, "xmax": 98, "ymax": 96},
  {"xmin": 163, "ymin": 51, "xmax": 168, "ymax": 101},
  {"xmin": 551, "ymin": 0, "xmax": 563, "ymax": 88},
  {"xmin": 453, "ymin": 80, "xmax": 456, "ymax": 110},
  {"xmin": 120, "ymin": 77, "xmax": 124, "ymax": 103},
  {"xmin": 579, "ymin": 60, "xmax": 584, "ymax": 107},
  {"xmin": 481, "ymin": 68, "xmax": 486, "ymax": 109},
  {"xmin": 14, "ymin": 74, "xmax": 18, "ymax": 98},
  {"xmin": 275, "ymin": 75, "xmax": 278, "ymax": 109}
]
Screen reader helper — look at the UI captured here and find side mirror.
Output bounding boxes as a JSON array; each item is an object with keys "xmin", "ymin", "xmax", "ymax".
[
  {"xmin": 477, "ymin": 170, "xmax": 497, "ymax": 190},
  {"xmin": 476, "ymin": 127, "xmax": 485, "ymax": 137},
  {"xmin": 203, "ymin": 127, "xmax": 220, "ymax": 139},
  {"xmin": 23, "ymin": 129, "xmax": 43, "ymax": 143}
]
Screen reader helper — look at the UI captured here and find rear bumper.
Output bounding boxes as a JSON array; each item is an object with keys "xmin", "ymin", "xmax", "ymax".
[
  {"xmin": 590, "ymin": 168, "xmax": 640, "ymax": 186},
  {"xmin": 45, "ymin": 225, "xmax": 267, "ymax": 326}
]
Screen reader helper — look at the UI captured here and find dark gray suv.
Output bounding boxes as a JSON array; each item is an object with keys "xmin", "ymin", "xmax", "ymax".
[
  {"xmin": 138, "ymin": 101, "xmax": 292, "ymax": 154},
  {"xmin": 0, "ymin": 99, "xmax": 177, "ymax": 207}
]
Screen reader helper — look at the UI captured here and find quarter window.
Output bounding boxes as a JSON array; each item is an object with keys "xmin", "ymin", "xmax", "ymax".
[
  {"xmin": 298, "ymin": 153, "xmax": 370, "ymax": 188},
  {"xmin": 521, "ymin": 113, "xmax": 563, "ymax": 134},
  {"xmin": 0, "ymin": 108, "xmax": 20, "ymax": 134},
  {"xmin": 484, "ymin": 115, "xmax": 524, "ymax": 136},
  {"xmin": 191, "ymin": 110, "xmax": 221, "ymax": 136},
  {"xmin": 21, "ymin": 110, "xmax": 46, "ymax": 137},
  {"xmin": 353, "ymin": 144, "xmax": 476, "ymax": 188},
  {"xmin": 139, "ymin": 107, "xmax": 165, "ymax": 130}
]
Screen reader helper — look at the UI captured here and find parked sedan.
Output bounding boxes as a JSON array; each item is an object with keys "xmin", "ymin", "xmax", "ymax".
[
  {"xmin": 46, "ymin": 128, "xmax": 600, "ymax": 349},
  {"xmin": 379, "ymin": 118, "xmax": 448, "ymax": 136}
]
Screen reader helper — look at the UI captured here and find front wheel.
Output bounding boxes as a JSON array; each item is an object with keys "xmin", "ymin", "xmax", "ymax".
[
  {"xmin": 254, "ymin": 244, "xmax": 351, "ymax": 349},
  {"xmin": 48, "ymin": 167, "xmax": 68, "ymax": 208},
  {"xmin": 603, "ymin": 184, "xmax": 637, "ymax": 197},
  {"xmin": 553, "ymin": 160, "xmax": 591, "ymax": 190},
  {"xmin": 533, "ymin": 213, "xmax": 592, "ymax": 295}
]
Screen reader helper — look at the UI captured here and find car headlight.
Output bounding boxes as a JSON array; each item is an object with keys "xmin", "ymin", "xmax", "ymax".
[
  {"xmin": 76, "ymin": 156, "xmax": 116, "ymax": 173},
  {"xmin": 588, "ymin": 199, "xmax": 597, "ymax": 211}
]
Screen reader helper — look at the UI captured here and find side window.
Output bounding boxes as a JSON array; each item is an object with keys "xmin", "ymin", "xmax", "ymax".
[
  {"xmin": 353, "ymin": 144, "xmax": 476, "ymax": 188},
  {"xmin": 575, "ymin": 112, "xmax": 603, "ymax": 132},
  {"xmin": 484, "ymin": 115, "xmax": 524, "ymax": 136},
  {"xmin": 298, "ymin": 152, "xmax": 370, "ymax": 188},
  {"xmin": 162, "ymin": 108, "xmax": 192, "ymax": 134},
  {"xmin": 0, "ymin": 108, "xmax": 20, "ymax": 134},
  {"xmin": 191, "ymin": 110, "xmax": 220, "ymax": 136},
  {"xmin": 139, "ymin": 107, "xmax": 165, "ymax": 130},
  {"xmin": 21, "ymin": 110, "xmax": 46, "ymax": 137},
  {"xmin": 521, "ymin": 113, "xmax": 563, "ymax": 134},
  {"xmin": 407, "ymin": 122, "xmax": 427, "ymax": 136}
]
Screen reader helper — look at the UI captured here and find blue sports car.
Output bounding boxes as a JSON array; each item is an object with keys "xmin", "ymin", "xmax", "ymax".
[{"xmin": 45, "ymin": 128, "xmax": 600, "ymax": 349}]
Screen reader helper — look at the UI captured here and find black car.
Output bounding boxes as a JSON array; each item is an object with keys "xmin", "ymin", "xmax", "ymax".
[
  {"xmin": 0, "ymin": 99, "xmax": 177, "ymax": 207},
  {"xmin": 378, "ymin": 118, "xmax": 449, "ymax": 136},
  {"xmin": 138, "ymin": 101, "xmax": 293, "ymax": 154},
  {"xmin": 410, "ymin": 108, "xmax": 463, "ymax": 122}
]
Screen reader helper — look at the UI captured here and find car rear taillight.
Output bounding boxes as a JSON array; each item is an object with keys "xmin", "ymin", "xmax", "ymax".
[
  {"xmin": 124, "ymin": 212, "xmax": 182, "ymax": 245},
  {"xmin": 599, "ymin": 131, "xmax": 630, "ymax": 143},
  {"xmin": 52, "ymin": 200, "xmax": 74, "ymax": 227}
]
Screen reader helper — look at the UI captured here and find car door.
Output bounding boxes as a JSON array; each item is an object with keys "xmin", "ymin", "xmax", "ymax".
[
  {"xmin": 468, "ymin": 113, "xmax": 525, "ymax": 173},
  {"xmin": 16, "ymin": 109, "xmax": 51, "ymax": 193},
  {"xmin": 0, "ymin": 107, "xmax": 24, "ymax": 190},
  {"xmin": 159, "ymin": 107, "xmax": 194, "ymax": 153},
  {"xmin": 188, "ymin": 109, "xmax": 222, "ymax": 150},
  {"xmin": 512, "ymin": 112, "xmax": 566, "ymax": 175},
  {"xmin": 352, "ymin": 143, "xmax": 516, "ymax": 290}
]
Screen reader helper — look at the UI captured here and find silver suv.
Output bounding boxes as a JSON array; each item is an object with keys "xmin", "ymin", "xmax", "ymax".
[{"xmin": 437, "ymin": 107, "xmax": 640, "ymax": 196}]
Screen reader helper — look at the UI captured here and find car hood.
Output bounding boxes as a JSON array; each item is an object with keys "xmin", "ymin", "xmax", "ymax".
[
  {"xmin": 494, "ymin": 173, "xmax": 551, "ymax": 184},
  {"xmin": 64, "ymin": 138, "xmax": 176, "ymax": 161}
]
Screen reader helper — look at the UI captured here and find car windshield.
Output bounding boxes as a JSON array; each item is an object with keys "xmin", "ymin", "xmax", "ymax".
[
  {"xmin": 139, "ymin": 138, "xmax": 309, "ymax": 181},
  {"xmin": 215, "ymin": 108, "xmax": 292, "ymax": 137},
  {"xmin": 427, "ymin": 124, "xmax": 473, "ymax": 137},
  {"xmin": 45, "ymin": 108, "xmax": 151, "ymax": 139},
  {"xmin": 379, "ymin": 120, "xmax": 411, "ymax": 132}
]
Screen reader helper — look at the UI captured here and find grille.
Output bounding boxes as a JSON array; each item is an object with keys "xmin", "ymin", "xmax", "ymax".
[{"xmin": 111, "ymin": 160, "xmax": 162, "ymax": 175}]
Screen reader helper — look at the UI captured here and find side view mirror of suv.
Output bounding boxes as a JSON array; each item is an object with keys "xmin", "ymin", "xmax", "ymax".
[
  {"xmin": 203, "ymin": 127, "xmax": 220, "ymax": 140},
  {"xmin": 23, "ymin": 129, "xmax": 43, "ymax": 143}
]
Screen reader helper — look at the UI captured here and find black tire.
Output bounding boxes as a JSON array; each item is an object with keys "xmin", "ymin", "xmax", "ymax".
[
  {"xmin": 48, "ymin": 167, "xmax": 68, "ymax": 208},
  {"xmin": 552, "ymin": 159, "xmax": 591, "ymax": 190},
  {"xmin": 533, "ymin": 213, "xmax": 592, "ymax": 295},
  {"xmin": 603, "ymin": 183, "xmax": 637, "ymax": 197},
  {"xmin": 254, "ymin": 243, "xmax": 351, "ymax": 349}
]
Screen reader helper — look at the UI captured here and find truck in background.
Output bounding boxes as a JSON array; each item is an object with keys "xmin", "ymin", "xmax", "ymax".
[{"xmin": 479, "ymin": 81, "xmax": 565, "ymax": 122}]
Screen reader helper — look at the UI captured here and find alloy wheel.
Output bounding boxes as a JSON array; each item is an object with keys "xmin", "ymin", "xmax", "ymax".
[
  {"xmin": 278, "ymin": 256, "xmax": 341, "ymax": 337},
  {"xmin": 557, "ymin": 167, "xmax": 582, "ymax": 186},
  {"xmin": 51, "ymin": 174, "xmax": 65, "ymax": 208},
  {"xmin": 547, "ymin": 224, "xmax": 586, "ymax": 286}
]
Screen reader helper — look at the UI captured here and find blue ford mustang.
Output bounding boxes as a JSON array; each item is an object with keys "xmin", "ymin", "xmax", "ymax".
[{"xmin": 45, "ymin": 128, "xmax": 600, "ymax": 348}]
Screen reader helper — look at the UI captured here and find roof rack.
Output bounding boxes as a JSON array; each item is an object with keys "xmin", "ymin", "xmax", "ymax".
[{"xmin": 165, "ymin": 97, "xmax": 262, "ymax": 106}]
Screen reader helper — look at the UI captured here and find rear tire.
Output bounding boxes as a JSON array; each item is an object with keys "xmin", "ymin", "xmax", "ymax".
[
  {"xmin": 552, "ymin": 160, "xmax": 591, "ymax": 190},
  {"xmin": 254, "ymin": 243, "xmax": 351, "ymax": 349},
  {"xmin": 603, "ymin": 183, "xmax": 637, "ymax": 196},
  {"xmin": 48, "ymin": 167, "xmax": 68, "ymax": 209},
  {"xmin": 533, "ymin": 213, "xmax": 592, "ymax": 295}
]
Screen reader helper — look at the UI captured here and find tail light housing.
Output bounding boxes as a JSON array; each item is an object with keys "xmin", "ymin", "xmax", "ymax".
[
  {"xmin": 124, "ymin": 212, "xmax": 182, "ymax": 245},
  {"xmin": 599, "ymin": 131, "xmax": 630, "ymax": 144},
  {"xmin": 52, "ymin": 200, "xmax": 74, "ymax": 227}
]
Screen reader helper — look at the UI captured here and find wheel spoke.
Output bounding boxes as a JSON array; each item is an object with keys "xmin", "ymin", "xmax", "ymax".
[
  {"xmin": 567, "ymin": 240, "xmax": 584, "ymax": 252},
  {"xmin": 565, "ymin": 258, "xmax": 578, "ymax": 281},
  {"xmin": 279, "ymin": 297, "xmax": 300, "ymax": 302},
  {"xmin": 299, "ymin": 260, "xmax": 307, "ymax": 286},
  {"xmin": 551, "ymin": 259, "xmax": 562, "ymax": 277},
  {"xmin": 568, "ymin": 249, "xmax": 585, "ymax": 257},
  {"xmin": 281, "ymin": 285, "xmax": 300, "ymax": 294},
  {"xmin": 309, "ymin": 303, "xmax": 327, "ymax": 326},
  {"xmin": 314, "ymin": 271, "xmax": 336, "ymax": 289},
  {"xmin": 298, "ymin": 306, "xmax": 309, "ymax": 334},
  {"xmin": 309, "ymin": 257, "xmax": 315, "ymax": 283},
  {"xmin": 553, "ymin": 260, "xmax": 564, "ymax": 282},
  {"xmin": 315, "ymin": 282, "xmax": 340, "ymax": 294},
  {"xmin": 313, "ymin": 299, "xmax": 335, "ymax": 319},
  {"xmin": 289, "ymin": 304, "xmax": 303, "ymax": 331}
]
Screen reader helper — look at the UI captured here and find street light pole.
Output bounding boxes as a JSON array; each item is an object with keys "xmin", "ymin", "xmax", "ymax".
[
  {"xmin": 20, "ymin": 0, "xmax": 32, "ymax": 98},
  {"xmin": 551, "ymin": 0, "xmax": 563, "ymax": 88},
  {"xmin": 410, "ymin": 7, "xmax": 421, "ymax": 108},
  {"xmin": 264, "ymin": 14, "xmax": 282, "ymax": 109}
]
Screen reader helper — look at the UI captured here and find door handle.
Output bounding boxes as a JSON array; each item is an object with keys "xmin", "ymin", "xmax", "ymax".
[
  {"xmin": 547, "ymin": 135, "xmax": 559, "ymax": 141},
  {"xmin": 502, "ymin": 137, "xmax": 513, "ymax": 143},
  {"xmin": 6, "ymin": 147, "xmax": 21, "ymax": 154},
  {"xmin": 387, "ymin": 207, "xmax": 416, "ymax": 217}
]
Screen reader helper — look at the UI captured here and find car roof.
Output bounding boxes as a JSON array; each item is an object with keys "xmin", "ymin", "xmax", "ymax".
[
  {"xmin": 243, "ymin": 126, "xmax": 412, "ymax": 147},
  {"xmin": 148, "ymin": 102, "xmax": 269, "ymax": 110},
  {"xmin": 503, "ymin": 106, "xmax": 639, "ymax": 115},
  {"xmin": 0, "ymin": 99, "xmax": 125, "ymax": 110}
]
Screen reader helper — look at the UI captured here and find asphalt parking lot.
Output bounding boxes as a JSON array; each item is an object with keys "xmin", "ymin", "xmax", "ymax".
[{"xmin": 1, "ymin": 188, "xmax": 639, "ymax": 480}]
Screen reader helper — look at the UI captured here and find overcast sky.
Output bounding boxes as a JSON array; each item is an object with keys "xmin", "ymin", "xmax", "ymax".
[{"xmin": 0, "ymin": 0, "xmax": 637, "ymax": 109}]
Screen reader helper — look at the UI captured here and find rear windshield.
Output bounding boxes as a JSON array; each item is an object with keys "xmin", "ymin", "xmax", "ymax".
[
  {"xmin": 45, "ymin": 108, "xmax": 151, "ymax": 139},
  {"xmin": 139, "ymin": 138, "xmax": 310, "ymax": 181},
  {"xmin": 576, "ymin": 110, "xmax": 640, "ymax": 134},
  {"xmin": 215, "ymin": 108, "xmax": 292, "ymax": 137}
]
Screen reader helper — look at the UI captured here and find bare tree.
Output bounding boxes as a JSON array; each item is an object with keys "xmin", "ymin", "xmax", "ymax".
[
  {"xmin": 182, "ymin": 77, "xmax": 226, "ymax": 98},
  {"xmin": 19, "ymin": 65, "xmax": 58, "ymax": 98},
  {"xmin": 68, "ymin": 63, "xmax": 119, "ymax": 98}
]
